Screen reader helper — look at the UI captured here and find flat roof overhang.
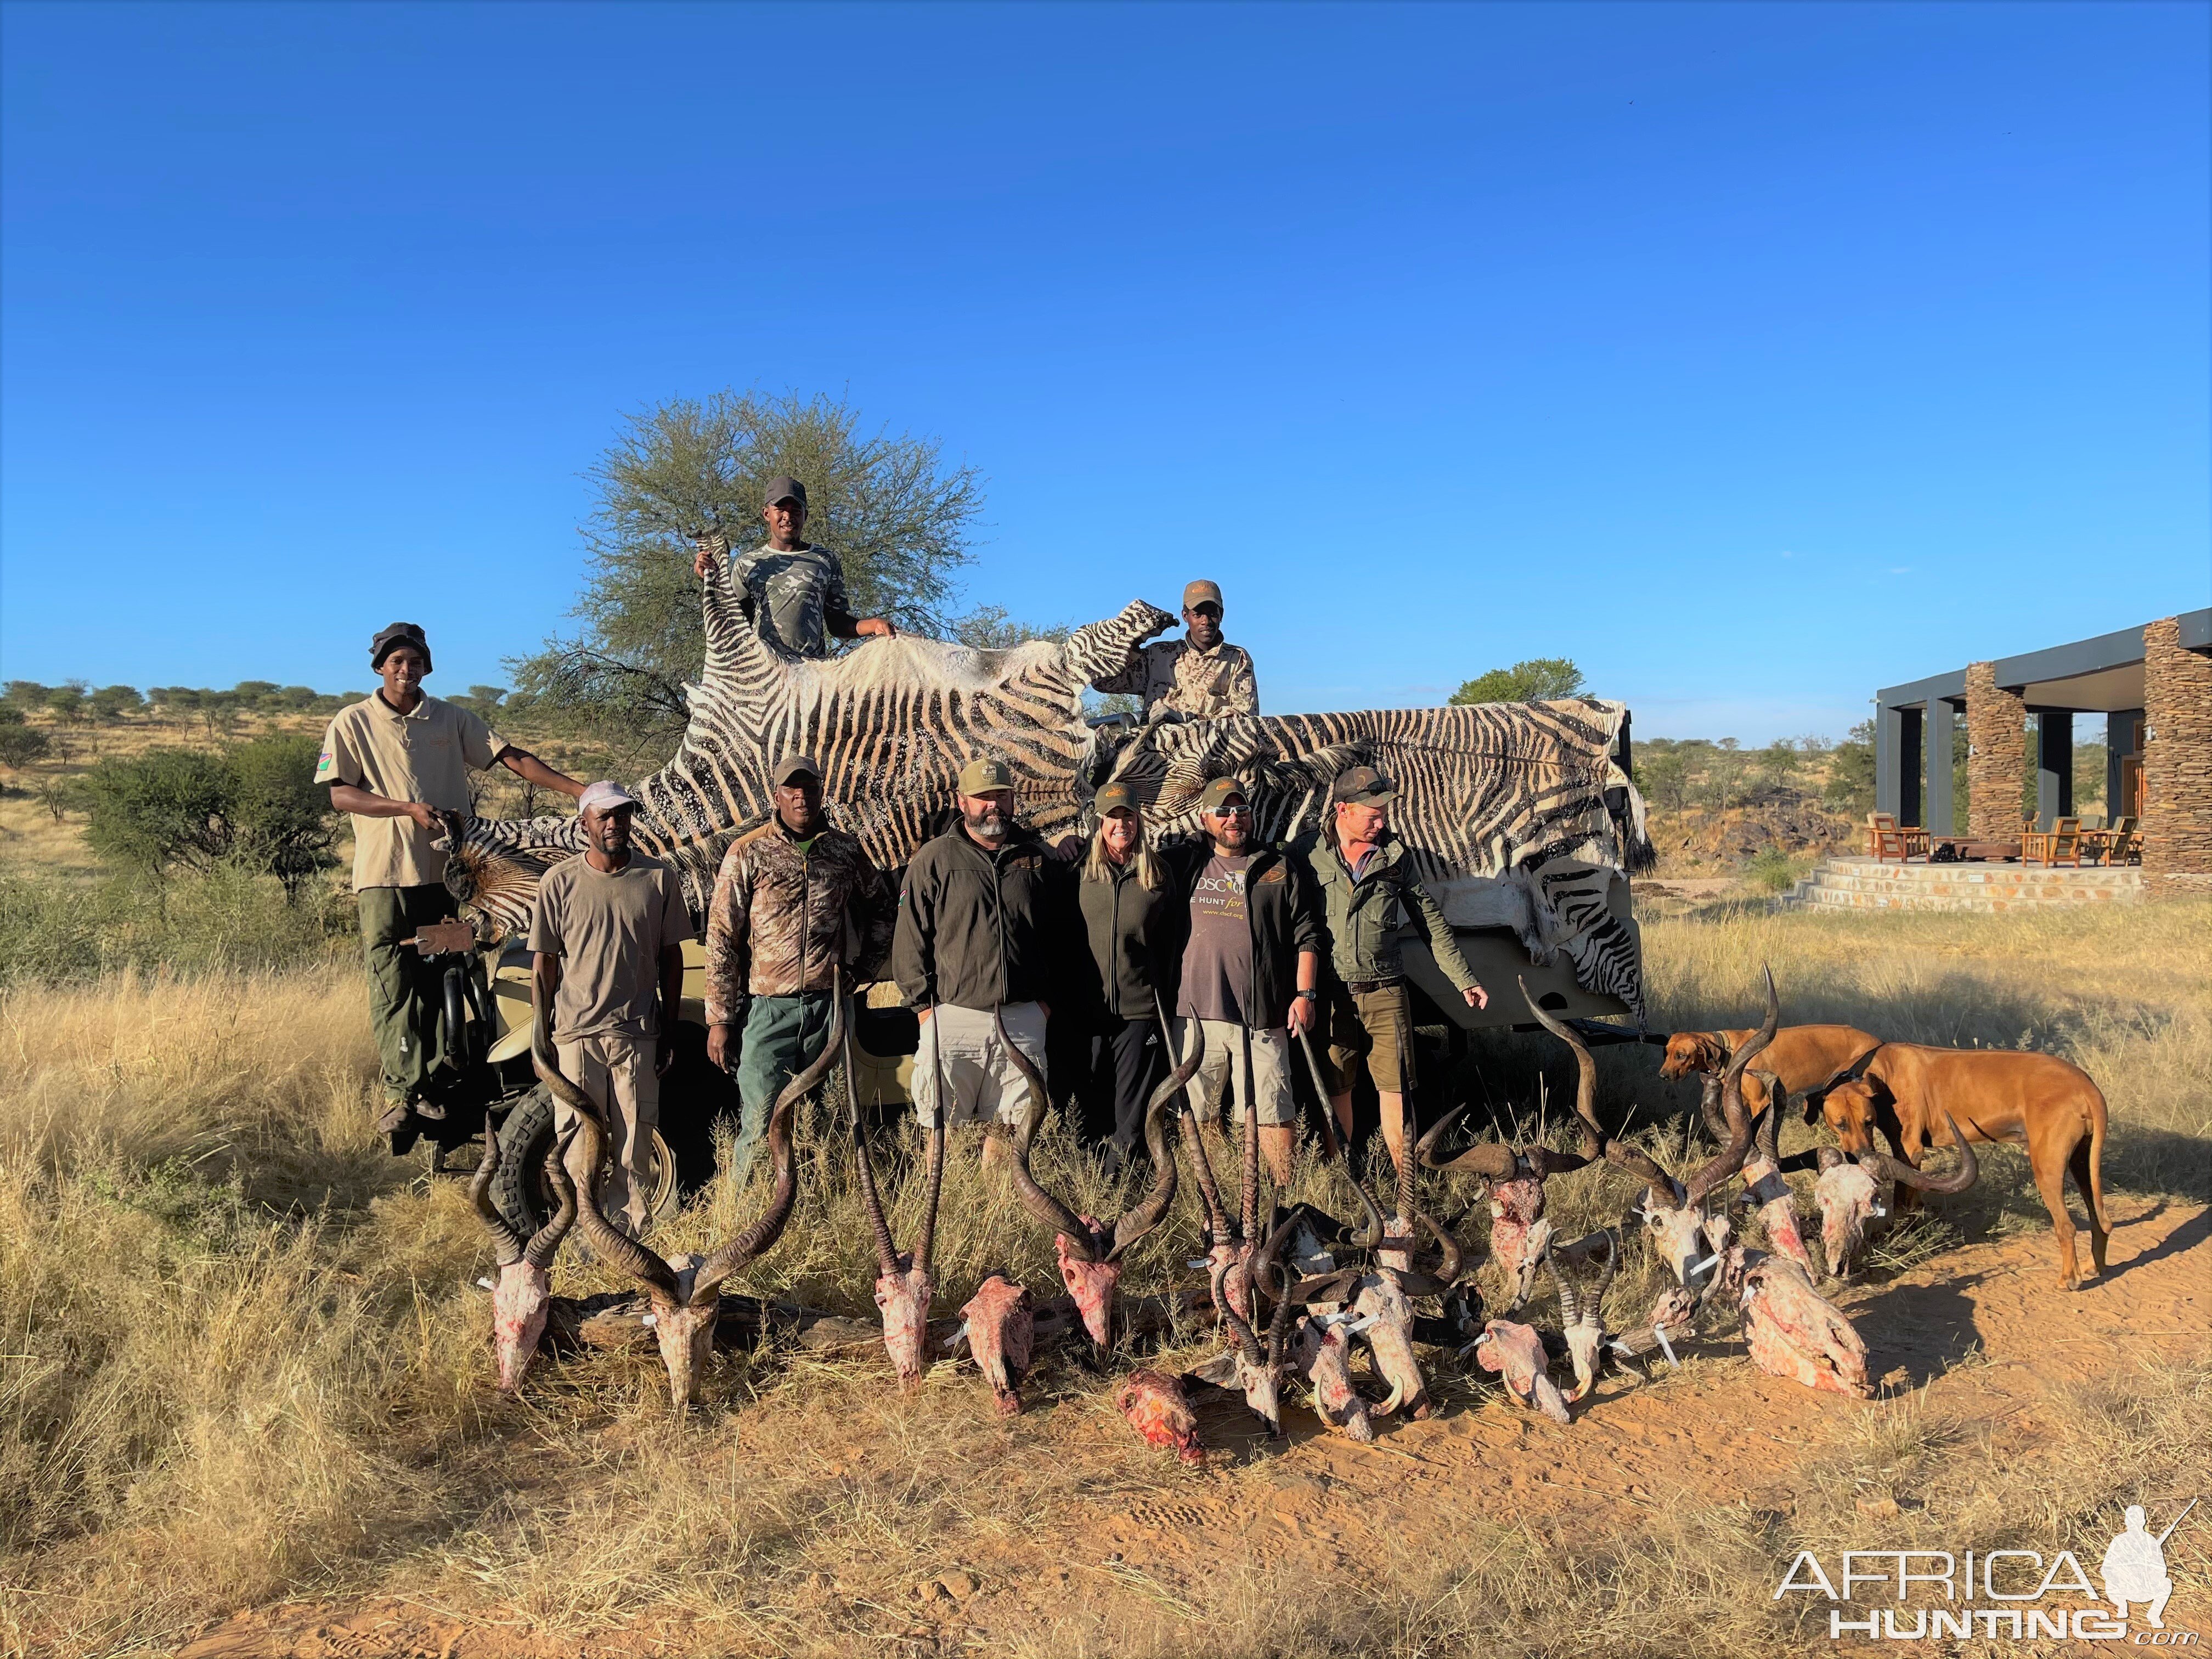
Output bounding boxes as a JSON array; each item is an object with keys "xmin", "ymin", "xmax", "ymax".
[{"xmin": 1878, "ymin": 607, "xmax": 2211, "ymax": 713}]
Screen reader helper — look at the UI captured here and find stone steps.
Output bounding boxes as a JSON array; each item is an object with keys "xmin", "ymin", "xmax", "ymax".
[{"xmin": 1784, "ymin": 857, "xmax": 2145, "ymax": 912}]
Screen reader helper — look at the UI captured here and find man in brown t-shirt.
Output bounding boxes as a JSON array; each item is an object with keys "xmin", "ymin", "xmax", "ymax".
[
  {"xmin": 528, "ymin": 781, "xmax": 692, "ymax": 1235},
  {"xmin": 317, "ymin": 622, "xmax": 583, "ymax": 1135}
]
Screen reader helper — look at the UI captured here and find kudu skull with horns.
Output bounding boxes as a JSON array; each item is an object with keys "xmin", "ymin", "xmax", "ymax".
[{"xmin": 531, "ymin": 972, "xmax": 830, "ymax": 1408}]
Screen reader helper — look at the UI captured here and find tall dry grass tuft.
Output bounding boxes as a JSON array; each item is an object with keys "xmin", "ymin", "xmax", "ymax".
[{"xmin": 1, "ymin": 901, "xmax": 2205, "ymax": 1656}]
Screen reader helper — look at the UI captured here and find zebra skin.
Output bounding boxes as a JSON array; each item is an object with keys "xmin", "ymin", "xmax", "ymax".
[{"xmin": 446, "ymin": 559, "xmax": 1654, "ymax": 1020}]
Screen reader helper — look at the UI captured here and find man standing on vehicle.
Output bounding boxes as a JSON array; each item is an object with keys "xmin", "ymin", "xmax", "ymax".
[
  {"xmin": 1165, "ymin": 776, "xmax": 1321, "ymax": 1186},
  {"xmin": 529, "ymin": 782, "xmax": 692, "ymax": 1238},
  {"xmin": 1092, "ymin": 579, "xmax": 1260, "ymax": 719},
  {"xmin": 703, "ymin": 754, "xmax": 895, "ymax": 1185},
  {"xmin": 892, "ymin": 756, "xmax": 1065, "ymax": 1165},
  {"xmin": 690, "ymin": 477, "xmax": 899, "ymax": 661},
  {"xmin": 1301, "ymin": 765, "xmax": 1488, "ymax": 1170},
  {"xmin": 318, "ymin": 622, "xmax": 584, "ymax": 1136}
]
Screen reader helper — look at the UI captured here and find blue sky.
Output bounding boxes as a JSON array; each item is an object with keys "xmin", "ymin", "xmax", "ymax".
[{"xmin": 2, "ymin": 2, "xmax": 2205, "ymax": 741}]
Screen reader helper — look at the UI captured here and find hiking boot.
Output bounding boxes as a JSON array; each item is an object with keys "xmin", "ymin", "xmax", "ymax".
[
  {"xmin": 412, "ymin": 1096, "xmax": 448, "ymax": 1122},
  {"xmin": 376, "ymin": 1101, "xmax": 412, "ymax": 1136}
]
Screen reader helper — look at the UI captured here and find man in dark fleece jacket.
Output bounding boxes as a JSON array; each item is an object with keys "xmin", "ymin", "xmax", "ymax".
[{"xmin": 892, "ymin": 756, "xmax": 1069, "ymax": 1162}]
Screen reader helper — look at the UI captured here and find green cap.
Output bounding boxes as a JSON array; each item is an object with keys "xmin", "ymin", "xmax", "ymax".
[
  {"xmin": 1096, "ymin": 780, "xmax": 1142, "ymax": 815},
  {"xmin": 1331, "ymin": 765, "xmax": 1395, "ymax": 806},
  {"xmin": 1198, "ymin": 776, "xmax": 1249, "ymax": 813},
  {"xmin": 958, "ymin": 757, "xmax": 1015, "ymax": 795}
]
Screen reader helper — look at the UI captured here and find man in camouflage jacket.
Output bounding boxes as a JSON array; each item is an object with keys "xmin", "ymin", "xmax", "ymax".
[
  {"xmin": 1092, "ymin": 578, "xmax": 1260, "ymax": 719},
  {"xmin": 704, "ymin": 753, "xmax": 894, "ymax": 1182}
]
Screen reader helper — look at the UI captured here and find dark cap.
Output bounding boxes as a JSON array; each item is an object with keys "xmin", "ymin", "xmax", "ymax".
[
  {"xmin": 1096, "ymin": 780, "xmax": 1142, "ymax": 816},
  {"xmin": 1182, "ymin": 579, "xmax": 1223, "ymax": 613},
  {"xmin": 958, "ymin": 757, "xmax": 1015, "ymax": 795},
  {"xmin": 763, "ymin": 475, "xmax": 808, "ymax": 508},
  {"xmin": 1198, "ymin": 776, "xmax": 1249, "ymax": 813},
  {"xmin": 1331, "ymin": 765, "xmax": 1395, "ymax": 806},
  {"xmin": 772, "ymin": 753, "xmax": 822, "ymax": 786},
  {"xmin": 371, "ymin": 622, "xmax": 432, "ymax": 671}
]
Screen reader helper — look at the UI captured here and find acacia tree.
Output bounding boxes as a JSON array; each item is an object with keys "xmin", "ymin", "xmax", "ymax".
[
  {"xmin": 513, "ymin": 390, "xmax": 984, "ymax": 760},
  {"xmin": 1448, "ymin": 657, "xmax": 1586, "ymax": 705}
]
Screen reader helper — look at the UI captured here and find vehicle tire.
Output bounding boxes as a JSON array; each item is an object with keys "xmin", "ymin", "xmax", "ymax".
[{"xmin": 489, "ymin": 1081, "xmax": 679, "ymax": 1238}]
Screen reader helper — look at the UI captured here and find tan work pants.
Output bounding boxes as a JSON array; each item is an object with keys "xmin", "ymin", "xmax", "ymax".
[{"xmin": 555, "ymin": 1030, "xmax": 659, "ymax": 1236}]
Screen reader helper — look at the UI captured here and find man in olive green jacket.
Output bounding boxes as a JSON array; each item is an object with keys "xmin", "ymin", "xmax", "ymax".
[{"xmin": 1299, "ymin": 765, "xmax": 1487, "ymax": 1169}]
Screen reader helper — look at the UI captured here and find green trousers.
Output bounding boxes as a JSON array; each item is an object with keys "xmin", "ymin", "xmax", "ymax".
[
  {"xmin": 359, "ymin": 884, "xmax": 466, "ymax": 1107},
  {"xmin": 731, "ymin": 990, "xmax": 837, "ymax": 1184}
]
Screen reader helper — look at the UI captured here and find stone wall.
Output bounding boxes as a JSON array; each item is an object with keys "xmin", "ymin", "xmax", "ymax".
[
  {"xmin": 1965, "ymin": 661, "xmax": 2027, "ymax": 839},
  {"xmin": 2142, "ymin": 616, "xmax": 2212, "ymax": 882}
]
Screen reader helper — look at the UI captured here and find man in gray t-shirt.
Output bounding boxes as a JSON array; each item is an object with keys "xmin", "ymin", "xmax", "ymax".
[{"xmin": 690, "ymin": 476, "xmax": 897, "ymax": 661}]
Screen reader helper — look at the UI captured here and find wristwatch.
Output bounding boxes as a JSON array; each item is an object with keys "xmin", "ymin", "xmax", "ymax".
[{"xmin": 1294, "ymin": 989, "xmax": 1318, "ymax": 1002}]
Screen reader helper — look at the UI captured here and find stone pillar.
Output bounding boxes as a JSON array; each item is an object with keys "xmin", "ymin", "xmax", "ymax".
[
  {"xmin": 1965, "ymin": 662, "xmax": 2027, "ymax": 839},
  {"xmin": 2142, "ymin": 617, "xmax": 2212, "ymax": 882}
]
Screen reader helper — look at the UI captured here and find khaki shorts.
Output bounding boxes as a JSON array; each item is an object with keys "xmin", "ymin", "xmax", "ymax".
[
  {"xmin": 1177, "ymin": 1018, "xmax": 1295, "ymax": 1128},
  {"xmin": 912, "ymin": 1001, "xmax": 1048, "ymax": 1130},
  {"xmin": 1323, "ymin": 983, "xmax": 1415, "ymax": 1096},
  {"xmin": 554, "ymin": 1030, "xmax": 660, "ymax": 1235}
]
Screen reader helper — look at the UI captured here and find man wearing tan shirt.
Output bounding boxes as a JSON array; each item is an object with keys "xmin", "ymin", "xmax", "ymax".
[
  {"xmin": 531, "ymin": 781, "xmax": 691, "ymax": 1236},
  {"xmin": 317, "ymin": 622, "xmax": 583, "ymax": 1134}
]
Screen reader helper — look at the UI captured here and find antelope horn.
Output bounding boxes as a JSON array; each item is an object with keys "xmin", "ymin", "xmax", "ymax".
[
  {"xmin": 529, "ymin": 986, "xmax": 680, "ymax": 1302},
  {"xmin": 1520, "ymin": 978, "xmax": 1605, "ymax": 1161},
  {"xmin": 1414, "ymin": 1205, "xmax": 1464, "ymax": 1285},
  {"xmin": 1752, "ymin": 1071, "xmax": 1784, "ymax": 1165},
  {"xmin": 996, "ymin": 1007, "xmax": 1099, "ymax": 1262},
  {"xmin": 913, "ymin": 1120, "xmax": 947, "ymax": 1277},
  {"xmin": 1347, "ymin": 1168, "xmax": 1388, "ymax": 1250},
  {"xmin": 1108, "ymin": 1056, "xmax": 1183, "ymax": 1260},
  {"xmin": 1697, "ymin": 1074, "xmax": 1729, "ymax": 1142},
  {"xmin": 690, "ymin": 970, "xmax": 841, "ymax": 1304},
  {"xmin": 1158, "ymin": 997, "xmax": 1231, "ymax": 1246},
  {"xmin": 1256, "ymin": 1211, "xmax": 1302, "ymax": 1372},
  {"xmin": 1863, "ymin": 1113, "xmax": 1979, "ymax": 1194},
  {"xmin": 469, "ymin": 1126, "xmax": 526, "ymax": 1268},
  {"xmin": 1415, "ymin": 1104, "xmax": 1510, "ymax": 1176},
  {"xmin": 1547, "ymin": 1255, "xmax": 1581, "ymax": 1327},
  {"xmin": 1684, "ymin": 967, "xmax": 1775, "ymax": 1209},
  {"xmin": 523, "ymin": 1122, "xmax": 581, "ymax": 1269},
  {"xmin": 1392, "ymin": 1026, "xmax": 1416, "ymax": 1232},
  {"xmin": 842, "ymin": 991, "xmax": 901, "ymax": 1277}
]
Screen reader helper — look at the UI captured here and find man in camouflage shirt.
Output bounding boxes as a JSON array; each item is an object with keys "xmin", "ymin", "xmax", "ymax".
[
  {"xmin": 1093, "ymin": 578, "xmax": 1260, "ymax": 719},
  {"xmin": 703, "ymin": 753, "xmax": 895, "ymax": 1182},
  {"xmin": 690, "ymin": 476, "xmax": 898, "ymax": 661}
]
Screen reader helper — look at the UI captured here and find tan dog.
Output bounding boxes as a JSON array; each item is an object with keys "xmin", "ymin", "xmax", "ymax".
[
  {"xmin": 1812, "ymin": 1043, "xmax": 2109, "ymax": 1289},
  {"xmin": 1660, "ymin": 1023, "xmax": 1881, "ymax": 1117}
]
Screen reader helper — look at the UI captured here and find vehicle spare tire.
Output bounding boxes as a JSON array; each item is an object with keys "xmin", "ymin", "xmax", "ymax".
[{"xmin": 489, "ymin": 1082, "xmax": 679, "ymax": 1238}]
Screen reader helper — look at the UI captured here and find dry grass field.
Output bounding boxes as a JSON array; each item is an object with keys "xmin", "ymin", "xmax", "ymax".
[{"xmin": 2, "ymin": 900, "xmax": 2208, "ymax": 1658}]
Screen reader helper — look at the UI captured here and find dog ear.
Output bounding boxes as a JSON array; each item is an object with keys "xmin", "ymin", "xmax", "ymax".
[
  {"xmin": 1695, "ymin": 1034, "xmax": 1727, "ymax": 1073},
  {"xmin": 1800, "ymin": 1088, "xmax": 1826, "ymax": 1125}
]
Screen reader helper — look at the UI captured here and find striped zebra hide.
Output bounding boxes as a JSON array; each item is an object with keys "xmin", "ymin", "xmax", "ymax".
[{"xmin": 448, "ymin": 562, "xmax": 1654, "ymax": 1021}]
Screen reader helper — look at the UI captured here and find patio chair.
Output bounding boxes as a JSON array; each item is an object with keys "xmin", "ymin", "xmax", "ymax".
[
  {"xmin": 2106, "ymin": 815, "xmax": 2141, "ymax": 865},
  {"xmin": 1866, "ymin": 812, "xmax": 1930, "ymax": 862},
  {"xmin": 2021, "ymin": 816, "xmax": 2084, "ymax": 867}
]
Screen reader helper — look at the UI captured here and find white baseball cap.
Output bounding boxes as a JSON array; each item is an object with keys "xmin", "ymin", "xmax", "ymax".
[{"xmin": 578, "ymin": 781, "xmax": 638, "ymax": 814}]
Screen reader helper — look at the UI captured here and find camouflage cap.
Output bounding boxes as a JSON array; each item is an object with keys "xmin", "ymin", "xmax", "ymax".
[
  {"xmin": 1197, "ymin": 776, "xmax": 1249, "ymax": 813},
  {"xmin": 958, "ymin": 757, "xmax": 1015, "ymax": 795},
  {"xmin": 1096, "ymin": 780, "xmax": 1142, "ymax": 815},
  {"xmin": 1331, "ymin": 765, "xmax": 1395, "ymax": 806}
]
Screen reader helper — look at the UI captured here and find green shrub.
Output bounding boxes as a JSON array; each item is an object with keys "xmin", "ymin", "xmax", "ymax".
[
  {"xmin": 0, "ymin": 865, "xmax": 352, "ymax": 987},
  {"xmin": 77, "ymin": 739, "xmax": 336, "ymax": 901},
  {"xmin": 1746, "ymin": 846, "xmax": 1801, "ymax": 893}
]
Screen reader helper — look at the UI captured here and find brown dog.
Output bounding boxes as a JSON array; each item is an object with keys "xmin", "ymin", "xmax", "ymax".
[
  {"xmin": 1660, "ymin": 1024, "xmax": 1881, "ymax": 1117},
  {"xmin": 1810, "ymin": 1044, "xmax": 2109, "ymax": 1289}
]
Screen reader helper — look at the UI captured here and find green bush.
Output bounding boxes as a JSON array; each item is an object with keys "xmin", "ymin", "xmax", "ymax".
[
  {"xmin": 77, "ymin": 738, "xmax": 337, "ymax": 900},
  {"xmin": 1746, "ymin": 846, "xmax": 1801, "ymax": 893}
]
